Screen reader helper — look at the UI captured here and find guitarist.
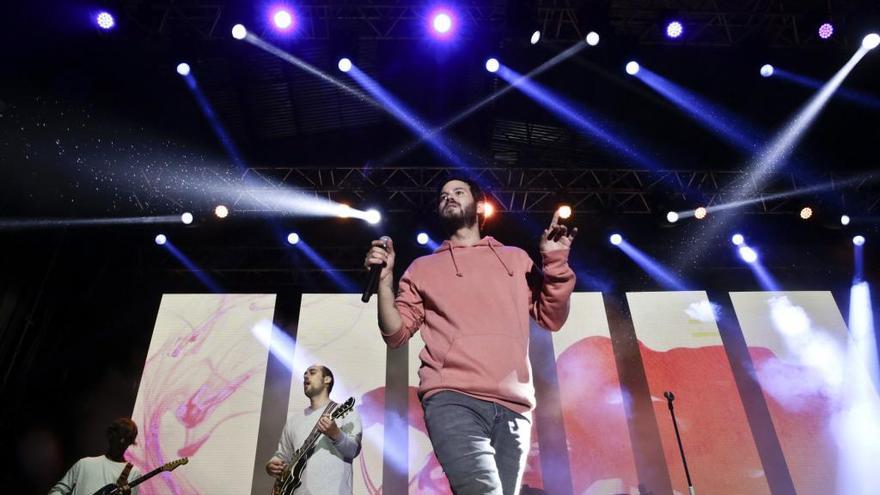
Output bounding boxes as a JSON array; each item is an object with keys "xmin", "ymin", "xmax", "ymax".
[
  {"xmin": 266, "ymin": 364, "xmax": 363, "ymax": 495},
  {"xmin": 48, "ymin": 418, "xmax": 140, "ymax": 495}
]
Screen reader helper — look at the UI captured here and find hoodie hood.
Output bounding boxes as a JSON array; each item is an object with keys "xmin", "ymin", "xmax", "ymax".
[{"xmin": 433, "ymin": 236, "xmax": 514, "ymax": 277}]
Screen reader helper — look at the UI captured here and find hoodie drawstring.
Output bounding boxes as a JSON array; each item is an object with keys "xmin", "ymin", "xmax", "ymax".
[
  {"xmin": 488, "ymin": 242, "xmax": 514, "ymax": 277},
  {"xmin": 448, "ymin": 248, "xmax": 463, "ymax": 277}
]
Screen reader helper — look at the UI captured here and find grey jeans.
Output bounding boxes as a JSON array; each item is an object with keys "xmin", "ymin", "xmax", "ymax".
[{"xmin": 423, "ymin": 391, "xmax": 532, "ymax": 495}]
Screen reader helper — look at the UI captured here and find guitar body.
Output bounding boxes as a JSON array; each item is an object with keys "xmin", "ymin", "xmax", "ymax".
[
  {"xmin": 91, "ymin": 457, "xmax": 188, "ymax": 495},
  {"xmin": 274, "ymin": 447, "xmax": 312, "ymax": 495},
  {"xmin": 92, "ymin": 484, "xmax": 122, "ymax": 495}
]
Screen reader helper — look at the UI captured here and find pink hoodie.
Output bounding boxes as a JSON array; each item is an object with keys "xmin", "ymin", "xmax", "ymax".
[{"xmin": 383, "ymin": 236, "xmax": 575, "ymax": 413}]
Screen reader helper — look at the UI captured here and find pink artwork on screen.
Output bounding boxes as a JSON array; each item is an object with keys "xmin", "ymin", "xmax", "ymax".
[{"xmin": 128, "ymin": 294, "xmax": 275, "ymax": 494}]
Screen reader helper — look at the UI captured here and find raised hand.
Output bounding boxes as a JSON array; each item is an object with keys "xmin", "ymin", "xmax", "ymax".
[
  {"xmin": 539, "ymin": 210, "xmax": 578, "ymax": 253},
  {"xmin": 364, "ymin": 238, "xmax": 395, "ymax": 282}
]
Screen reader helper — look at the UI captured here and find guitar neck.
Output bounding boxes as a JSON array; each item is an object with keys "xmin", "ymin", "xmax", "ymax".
[
  {"xmin": 291, "ymin": 402, "xmax": 338, "ymax": 463},
  {"xmin": 127, "ymin": 465, "xmax": 165, "ymax": 488}
]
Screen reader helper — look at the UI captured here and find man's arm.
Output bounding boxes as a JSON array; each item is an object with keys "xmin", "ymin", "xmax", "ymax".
[
  {"xmin": 530, "ymin": 250, "xmax": 576, "ymax": 331},
  {"xmin": 266, "ymin": 422, "xmax": 294, "ymax": 477},
  {"xmin": 48, "ymin": 460, "xmax": 79, "ymax": 495},
  {"xmin": 329, "ymin": 409, "xmax": 363, "ymax": 461},
  {"xmin": 365, "ymin": 238, "xmax": 424, "ymax": 347}
]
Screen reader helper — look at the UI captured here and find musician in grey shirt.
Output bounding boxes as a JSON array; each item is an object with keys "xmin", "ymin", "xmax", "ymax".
[{"xmin": 266, "ymin": 364, "xmax": 363, "ymax": 495}]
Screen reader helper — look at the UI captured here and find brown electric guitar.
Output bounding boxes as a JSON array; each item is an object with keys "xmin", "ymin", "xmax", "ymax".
[
  {"xmin": 272, "ymin": 397, "xmax": 355, "ymax": 495},
  {"xmin": 92, "ymin": 457, "xmax": 188, "ymax": 495}
]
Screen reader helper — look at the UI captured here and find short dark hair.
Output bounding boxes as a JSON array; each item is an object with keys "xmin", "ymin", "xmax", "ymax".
[
  {"xmin": 320, "ymin": 365, "xmax": 335, "ymax": 394},
  {"xmin": 437, "ymin": 177, "xmax": 484, "ymax": 204},
  {"xmin": 107, "ymin": 418, "xmax": 138, "ymax": 447}
]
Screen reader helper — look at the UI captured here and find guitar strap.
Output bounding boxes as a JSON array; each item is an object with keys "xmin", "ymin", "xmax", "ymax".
[{"xmin": 116, "ymin": 462, "xmax": 133, "ymax": 486}]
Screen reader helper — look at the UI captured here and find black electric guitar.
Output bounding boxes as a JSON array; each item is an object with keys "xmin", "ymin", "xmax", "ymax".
[
  {"xmin": 93, "ymin": 457, "xmax": 188, "ymax": 495},
  {"xmin": 272, "ymin": 397, "xmax": 355, "ymax": 495}
]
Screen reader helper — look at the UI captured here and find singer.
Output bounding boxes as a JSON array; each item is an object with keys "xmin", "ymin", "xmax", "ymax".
[{"xmin": 363, "ymin": 177, "xmax": 577, "ymax": 495}]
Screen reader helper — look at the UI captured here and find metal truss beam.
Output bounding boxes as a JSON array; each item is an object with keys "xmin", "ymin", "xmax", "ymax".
[{"xmin": 231, "ymin": 166, "xmax": 880, "ymax": 215}]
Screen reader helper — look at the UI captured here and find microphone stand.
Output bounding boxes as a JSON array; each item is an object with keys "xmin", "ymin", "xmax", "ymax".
[{"xmin": 664, "ymin": 391, "xmax": 695, "ymax": 495}]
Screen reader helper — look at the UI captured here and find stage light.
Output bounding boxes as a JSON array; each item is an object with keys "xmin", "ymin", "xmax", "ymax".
[
  {"xmin": 530, "ymin": 31, "xmax": 541, "ymax": 45},
  {"xmin": 666, "ymin": 211, "xmax": 679, "ymax": 223},
  {"xmin": 841, "ymin": 214, "xmax": 851, "ymax": 226},
  {"xmin": 818, "ymin": 23, "xmax": 834, "ymax": 40},
  {"xmin": 863, "ymin": 33, "xmax": 880, "ymax": 50},
  {"xmin": 272, "ymin": 8, "xmax": 294, "ymax": 30},
  {"xmin": 800, "ymin": 206, "xmax": 813, "ymax": 220},
  {"xmin": 287, "ymin": 232, "xmax": 300, "ymax": 245},
  {"xmin": 96, "ymin": 11, "xmax": 115, "ymax": 30},
  {"xmin": 610, "ymin": 233, "xmax": 623, "ymax": 246},
  {"xmin": 417, "ymin": 232, "xmax": 429, "ymax": 245},
  {"xmin": 666, "ymin": 21, "xmax": 683, "ymax": 39},
  {"xmin": 214, "ymin": 205, "xmax": 229, "ymax": 219},
  {"xmin": 626, "ymin": 61, "xmax": 640, "ymax": 75},
  {"xmin": 485, "ymin": 58, "xmax": 500, "ymax": 73},
  {"xmin": 338, "ymin": 58, "xmax": 352, "ymax": 73},
  {"xmin": 337, "ymin": 204, "xmax": 352, "ymax": 218},
  {"xmin": 180, "ymin": 212, "xmax": 194, "ymax": 225},
  {"xmin": 231, "ymin": 24, "xmax": 247, "ymax": 39},
  {"xmin": 739, "ymin": 246, "xmax": 758, "ymax": 263},
  {"xmin": 760, "ymin": 64, "xmax": 774, "ymax": 77},
  {"xmin": 176, "ymin": 63, "xmax": 191, "ymax": 76},
  {"xmin": 558, "ymin": 205, "xmax": 572, "ymax": 219},
  {"xmin": 853, "ymin": 235, "xmax": 866, "ymax": 246},
  {"xmin": 585, "ymin": 31, "xmax": 600, "ymax": 46},
  {"xmin": 155, "ymin": 234, "xmax": 167, "ymax": 246},
  {"xmin": 365, "ymin": 209, "xmax": 382, "ymax": 225},
  {"xmin": 732, "ymin": 234, "xmax": 745, "ymax": 246},
  {"xmin": 482, "ymin": 202, "xmax": 495, "ymax": 218},
  {"xmin": 694, "ymin": 206, "xmax": 708, "ymax": 220},
  {"xmin": 430, "ymin": 10, "xmax": 454, "ymax": 36}
]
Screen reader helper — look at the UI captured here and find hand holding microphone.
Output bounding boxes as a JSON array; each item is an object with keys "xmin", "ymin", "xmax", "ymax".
[{"xmin": 362, "ymin": 236, "xmax": 394, "ymax": 303}]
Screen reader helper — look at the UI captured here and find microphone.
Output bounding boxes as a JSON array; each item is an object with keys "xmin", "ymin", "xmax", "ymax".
[
  {"xmin": 664, "ymin": 391, "xmax": 675, "ymax": 402},
  {"xmin": 362, "ymin": 236, "xmax": 391, "ymax": 303}
]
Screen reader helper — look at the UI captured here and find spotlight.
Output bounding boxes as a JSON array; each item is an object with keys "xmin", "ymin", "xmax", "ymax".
[
  {"xmin": 694, "ymin": 206, "xmax": 708, "ymax": 220},
  {"xmin": 625, "ymin": 61, "xmax": 640, "ymax": 75},
  {"xmin": 863, "ymin": 33, "xmax": 880, "ymax": 50},
  {"xmin": 214, "ymin": 205, "xmax": 229, "ymax": 219},
  {"xmin": 180, "ymin": 212, "xmax": 194, "ymax": 225},
  {"xmin": 337, "ymin": 204, "xmax": 352, "ymax": 218},
  {"xmin": 231, "ymin": 24, "xmax": 247, "ymax": 39},
  {"xmin": 800, "ymin": 206, "xmax": 813, "ymax": 220},
  {"xmin": 585, "ymin": 31, "xmax": 600, "ymax": 46},
  {"xmin": 287, "ymin": 232, "xmax": 300, "ymax": 245},
  {"xmin": 96, "ymin": 11, "xmax": 115, "ymax": 30},
  {"xmin": 272, "ymin": 9, "xmax": 294, "ymax": 30},
  {"xmin": 558, "ymin": 205, "xmax": 572, "ymax": 219},
  {"xmin": 853, "ymin": 235, "xmax": 866, "ymax": 246},
  {"xmin": 610, "ymin": 233, "xmax": 623, "ymax": 246},
  {"xmin": 155, "ymin": 234, "xmax": 167, "ymax": 246},
  {"xmin": 176, "ymin": 63, "xmax": 191, "ymax": 76},
  {"xmin": 738, "ymin": 246, "xmax": 758, "ymax": 263},
  {"xmin": 731, "ymin": 233, "xmax": 745, "ymax": 246},
  {"xmin": 818, "ymin": 23, "xmax": 834, "ymax": 40},
  {"xmin": 365, "ymin": 209, "xmax": 382, "ymax": 225},
  {"xmin": 485, "ymin": 58, "xmax": 500, "ymax": 73},
  {"xmin": 417, "ymin": 232, "xmax": 429, "ymax": 245},
  {"xmin": 760, "ymin": 64, "xmax": 774, "ymax": 78},
  {"xmin": 338, "ymin": 58, "xmax": 352, "ymax": 73},
  {"xmin": 841, "ymin": 214, "xmax": 850, "ymax": 226},
  {"xmin": 482, "ymin": 202, "xmax": 495, "ymax": 218},
  {"xmin": 431, "ymin": 10, "xmax": 454, "ymax": 35},
  {"xmin": 666, "ymin": 21, "xmax": 684, "ymax": 39},
  {"xmin": 530, "ymin": 31, "xmax": 541, "ymax": 45},
  {"xmin": 666, "ymin": 211, "xmax": 679, "ymax": 223}
]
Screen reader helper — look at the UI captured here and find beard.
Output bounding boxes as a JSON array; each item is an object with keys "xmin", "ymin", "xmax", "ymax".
[{"xmin": 439, "ymin": 201, "xmax": 478, "ymax": 233}]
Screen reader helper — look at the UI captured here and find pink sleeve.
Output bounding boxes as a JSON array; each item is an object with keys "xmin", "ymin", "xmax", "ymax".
[
  {"xmin": 530, "ymin": 249, "xmax": 576, "ymax": 331},
  {"xmin": 383, "ymin": 266, "xmax": 425, "ymax": 348}
]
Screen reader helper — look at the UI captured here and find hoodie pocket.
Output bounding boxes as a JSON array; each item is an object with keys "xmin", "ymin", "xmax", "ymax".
[{"xmin": 439, "ymin": 333, "xmax": 529, "ymax": 394}]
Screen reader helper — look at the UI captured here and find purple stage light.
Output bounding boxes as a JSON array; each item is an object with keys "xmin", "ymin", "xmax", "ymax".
[
  {"xmin": 485, "ymin": 58, "xmax": 500, "ymax": 73},
  {"xmin": 96, "ymin": 11, "xmax": 115, "ymax": 30},
  {"xmin": 270, "ymin": 7, "xmax": 295, "ymax": 31},
  {"xmin": 760, "ymin": 64, "xmax": 774, "ymax": 78},
  {"xmin": 666, "ymin": 21, "xmax": 683, "ymax": 39},
  {"xmin": 428, "ymin": 8, "xmax": 455, "ymax": 38},
  {"xmin": 818, "ymin": 23, "xmax": 834, "ymax": 40},
  {"xmin": 738, "ymin": 246, "xmax": 758, "ymax": 264}
]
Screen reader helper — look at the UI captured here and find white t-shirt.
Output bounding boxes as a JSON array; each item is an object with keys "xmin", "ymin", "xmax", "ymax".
[
  {"xmin": 49, "ymin": 455, "xmax": 141, "ymax": 495},
  {"xmin": 272, "ymin": 402, "xmax": 363, "ymax": 495}
]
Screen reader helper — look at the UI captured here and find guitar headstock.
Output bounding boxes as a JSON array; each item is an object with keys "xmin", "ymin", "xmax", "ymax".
[
  {"xmin": 331, "ymin": 397, "xmax": 355, "ymax": 420},
  {"xmin": 162, "ymin": 458, "xmax": 188, "ymax": 472}
]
